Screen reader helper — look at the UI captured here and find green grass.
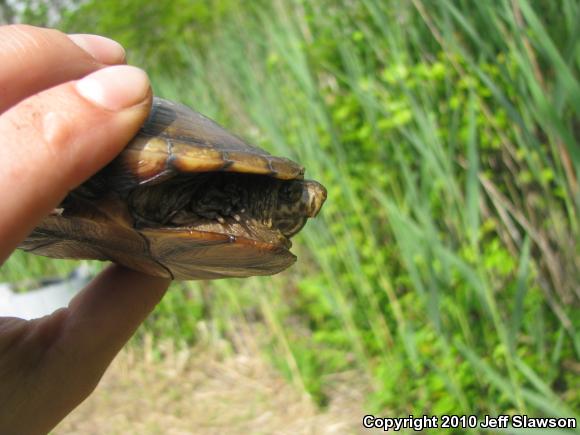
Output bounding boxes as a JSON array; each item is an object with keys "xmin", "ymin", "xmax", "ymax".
[{"xmin": 3, "ymin": 0, "xmax": 579, "ymax": 425}]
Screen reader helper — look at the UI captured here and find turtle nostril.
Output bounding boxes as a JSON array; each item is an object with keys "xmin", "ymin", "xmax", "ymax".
[{"xmin": 302, "ymin": 180, "xmax": 327, "ymax": 217}]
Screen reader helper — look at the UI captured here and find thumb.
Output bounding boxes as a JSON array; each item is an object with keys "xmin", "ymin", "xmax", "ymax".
[{"xmin": 0, "ymin": 65, "xmax": 151, "ymax": 263}]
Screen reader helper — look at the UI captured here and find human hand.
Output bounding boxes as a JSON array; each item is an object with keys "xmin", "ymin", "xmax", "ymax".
[{"xmin": 0, "ymin": 25, "xmax": 170, "ymax": 434}]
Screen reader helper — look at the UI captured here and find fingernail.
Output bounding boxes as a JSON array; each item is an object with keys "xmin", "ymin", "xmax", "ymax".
[
  {"xmin": 76, "ymin": 65, "xmax": 150, "ymax": 111},
  {"xmin": 68, "ymin": 34, "xmax": 126, "ymax": 64}
]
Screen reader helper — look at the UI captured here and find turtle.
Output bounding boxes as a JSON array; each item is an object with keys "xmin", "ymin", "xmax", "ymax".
[{"xmin": 19, "ymin": 98, "xmax": 327, "ymax": 280}]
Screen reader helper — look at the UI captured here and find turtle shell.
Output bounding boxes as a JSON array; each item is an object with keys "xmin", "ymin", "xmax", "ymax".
[
  {"xmin": 20, "ymin": 98, "xmax": 327, "ymax": 280},
  {"xmin": 114, "ymin": 98, "xmax": 306, "ymax": 188}
]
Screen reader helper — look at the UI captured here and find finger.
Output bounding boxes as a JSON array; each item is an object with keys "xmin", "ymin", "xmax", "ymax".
[
  {"xmin": 68, "ymin": 33, "xmax": 126, "ymax": 65},
  {"xmin": 0, "ymin": 25, "xmax": 126, "ymax": 113},
  {"xmin": 64, "ymin": 266, "xmax": 169, "ymax": 367},
  {"xmin": 0, "ymin": 267, "xmax": 169, "ymax": 434},
  {"xmin": 52, "ymin": 267, "xmax": 168, "ymax": 431},
  {"xmin": 0, "ymin": 65, "xmax": 151, "ymax": 263}
]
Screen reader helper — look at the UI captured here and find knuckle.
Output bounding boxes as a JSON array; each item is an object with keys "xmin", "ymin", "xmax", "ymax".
[
  {"xmin": 5, "ymin": 96, "xmax": 76, "ymax": 165},
  {"xmin": 0, "ymin": 25, "xmax": 67, "ymax": 58},
  {"xmin": 42, "ymin": 110, "xmax": 74, "ymax": 159}
]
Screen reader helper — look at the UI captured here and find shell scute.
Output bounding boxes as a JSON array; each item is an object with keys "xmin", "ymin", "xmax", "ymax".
[
  {"xmin": 169, "ymin": 140, "xmax": 227, "ymax": 173},
  {"xmin": 122, "ymin": 98, "xmax": 304, "ymax": 182}
]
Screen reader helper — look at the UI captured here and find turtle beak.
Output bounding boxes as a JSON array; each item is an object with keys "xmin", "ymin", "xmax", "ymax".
[
  {"xmin": 271, "ymin": 179, "xmax": 327, "ymax": 238},
  {"xmin": 302, "ymin": 180, "xmax": 327, "ymax": 217}
]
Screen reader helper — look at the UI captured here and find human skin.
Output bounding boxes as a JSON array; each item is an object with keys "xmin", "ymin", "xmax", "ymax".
[{"xmin": 0, "ymin": 25, "xmax": 170, "ymax": 434}]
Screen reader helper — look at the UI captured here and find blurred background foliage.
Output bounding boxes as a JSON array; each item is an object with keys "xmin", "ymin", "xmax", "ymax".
[{"xmin": 1, "ymin": 0, "xmax": 578, "ymax": 422}]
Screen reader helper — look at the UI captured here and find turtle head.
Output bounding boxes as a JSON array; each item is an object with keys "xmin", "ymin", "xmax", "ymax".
[{"xmin": 273, "ymin": 179, "xmax": 327, "ymax": 237}]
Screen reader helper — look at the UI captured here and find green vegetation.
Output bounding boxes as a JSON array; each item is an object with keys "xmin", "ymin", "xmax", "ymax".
[{"xmin": 2, "ymin": 0, "xmax": 579, "ymax": 423}]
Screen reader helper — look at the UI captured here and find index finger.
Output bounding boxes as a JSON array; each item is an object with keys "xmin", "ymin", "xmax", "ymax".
[{"xmin": 0, "ymin": 25, "xmax": 125, "ymax": 113}]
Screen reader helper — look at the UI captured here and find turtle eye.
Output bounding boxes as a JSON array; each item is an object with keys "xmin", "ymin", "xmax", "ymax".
[{"xmin": 278, "ymin": 181, "xmax": 303, "ymax": 204}]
